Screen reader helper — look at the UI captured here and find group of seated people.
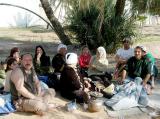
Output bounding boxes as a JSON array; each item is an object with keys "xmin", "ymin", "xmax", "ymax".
[
  {"xmin": 0, "ymin": 37, "xmax": 158, "ymax": 115},
  {"xmin": 114, "ymin": 37, "xmax": 157, "ymax": 93}
]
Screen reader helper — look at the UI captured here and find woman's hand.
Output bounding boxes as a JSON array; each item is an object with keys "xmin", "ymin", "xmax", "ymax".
[
  {"xmin": 91, "ymin": 65, "xmax": 96, "ymax": 70},
  {"xmin": 84, "ymin": 87, "xmax": 90, "ymax": 92},
  {"xmin": 37, "ymin": 53, "xmax": 42, "ymax": 60},
  {"xmin": 84, "ymin": 80, "xmax": 91, "ymax": 88},
  {"xmin": 36, "ymin": 53, "xmax": 42, "ymax": 64}
]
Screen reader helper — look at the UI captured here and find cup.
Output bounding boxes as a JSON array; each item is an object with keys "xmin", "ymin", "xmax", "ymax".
[
  {"xmin": 56, "ymin": 73, "xmax": 61, "ymax": 80},
  {"xmin": 66, "ymin": 101, "xmax": 77, "ymax": 112}
]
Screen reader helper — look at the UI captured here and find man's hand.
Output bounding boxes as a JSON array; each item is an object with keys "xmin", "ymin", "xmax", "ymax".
[
  {"xmin": 117, "ymin": 79, "xmax": 124, "ymax": 85},
  {"xmin": 143, "ymin": 74, "xmax": 151, "ymax": 87},
  {"xmin": 118, "ymin": 58, "xmax": 127, "ymax": 64},
  {"xmin": 84, "ymin": 80, "xmax": 91, "ymax": 88},
  {"xmin": 33, "ymin": 96, "xmax": 43, "ymax": 102},
  {"xmin": 36, "ymin": 82, "xmax": 41, "ymax": 97},
  {"xmin": 142, "ymin": 80, "xmax": 147, "ymax": 87}
]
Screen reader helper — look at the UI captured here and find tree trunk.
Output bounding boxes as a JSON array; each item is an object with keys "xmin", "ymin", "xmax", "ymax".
[
  {"xmin": 40, "ymin": 0, "xmax": 71, "ymax": 45},
  {"xmin": 115, "ymin": 0, "xmax": 126, "ymax": 16}
]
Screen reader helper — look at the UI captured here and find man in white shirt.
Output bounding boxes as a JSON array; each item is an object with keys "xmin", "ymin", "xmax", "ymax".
[{"xmin": 114, "ymin": 37, "xmax": 134, "ymax": 80}]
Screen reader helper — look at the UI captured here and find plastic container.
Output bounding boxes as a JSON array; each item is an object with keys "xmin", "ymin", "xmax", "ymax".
[{"xmin": 66, "ymin": 100, "xmax": 78, "ymax": 112}]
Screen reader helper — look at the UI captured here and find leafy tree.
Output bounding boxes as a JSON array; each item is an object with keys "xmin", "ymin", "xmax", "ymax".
[
  {"xmin": 131, "ymin": 0, "xmax": 160, "ymax": 15},
  {"xmin": 67, "ymin": 0, "xmax": 136, "ymax": 53},
  {"xmin": 40, "ymin": 0, "xmax": 159, "ymax": 53}
]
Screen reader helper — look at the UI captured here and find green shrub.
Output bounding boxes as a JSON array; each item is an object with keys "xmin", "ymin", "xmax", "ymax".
[{"xmin": 67, "ymin": 0, "xmax": 137, "ymax": 53}]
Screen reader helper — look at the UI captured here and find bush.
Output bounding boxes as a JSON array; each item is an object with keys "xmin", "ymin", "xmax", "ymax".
[{"xmin": 67, "ymin": 0, "xmax": 137, "ymax": 53}]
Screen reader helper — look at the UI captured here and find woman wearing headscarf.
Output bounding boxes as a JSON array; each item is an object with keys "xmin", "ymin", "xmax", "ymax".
[
  {"xmin": 60, "ymin": 53, "xmax": 90, "ymax": 103},
  {"xmin": 49, "ymin": 44, "xmax": 67, "ymax": 90},
  {"xmin": 88, "ymin": 46, "xmax": 112, "ymax": 87},
  {"xmin": 52, "ymin": 44, "xmax": 67, "ymax": 73}
]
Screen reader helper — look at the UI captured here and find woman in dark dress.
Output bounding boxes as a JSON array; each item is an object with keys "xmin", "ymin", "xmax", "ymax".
[
  {"xmin": 33, "ymin": 45, "xmax": 51, "ymax": 75},
  {"xmin": 60, "ymin": 53, "xmax": 90, "ymax": 103}
]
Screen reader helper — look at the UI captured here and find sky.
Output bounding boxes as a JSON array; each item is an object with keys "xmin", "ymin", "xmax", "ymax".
[
  {"xmin": 0, "ymin": 0, "xmax": 52, "ymax": 27},
  {"xmin": 0, "ymin": 0, "xmax": 158, "ymax": 27}
]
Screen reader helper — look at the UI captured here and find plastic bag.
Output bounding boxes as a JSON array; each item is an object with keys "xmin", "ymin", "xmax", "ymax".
[{"xmin": 138, "ymin": 87, "xmax": 148, "ymax": 106}]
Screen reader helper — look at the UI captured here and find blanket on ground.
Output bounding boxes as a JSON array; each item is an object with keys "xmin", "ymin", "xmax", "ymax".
[
  {"xmin": 105, "ymin": 79, "xmax": 148, "ymax": 110},
  {"xmin": 0, "ymin": 94, "xmax": 15, "ymax": 114}
]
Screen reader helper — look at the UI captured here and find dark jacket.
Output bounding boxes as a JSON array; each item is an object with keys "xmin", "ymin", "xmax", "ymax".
[
  {"xmin": 60, "ymin": 66, "xmax": 82, "ymax": 98},
  {"xmin": 40, "ymin": 55, "xmax": 50, "ymax": 67},
  {"xmin": 52, "ymin": 53, "xmax": 66, "ymax": 73},
  {"xmin": 125, "ymin": 56, "xmax": 151, "ymax": 79},
  {"xmin": 34, "ymin": 45, "xmax": 51, "ymax": 67},
  {"xmin": 33, "ymin": 55, "xmax": 51, "ymax": 75}
]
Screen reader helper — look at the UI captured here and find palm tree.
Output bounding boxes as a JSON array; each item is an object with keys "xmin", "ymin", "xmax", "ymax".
[
  {"xmin": 39, "ymin": 0, "xmax": 133, "ymax": 46},
  {"xmin": 115, "ymin": 0, "xmax": 126, "ymax": 16},
  {"xmin": 40, "ymin": 0, "xmax": 71, "ymax": 45}
]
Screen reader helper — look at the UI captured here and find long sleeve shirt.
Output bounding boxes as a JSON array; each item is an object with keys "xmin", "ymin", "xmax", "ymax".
[
  {"xmin": 88, "ymin": 56, "xmax": 108, "ymax": 76},
  {"xmin": 79, "ymin": 54, "xmax": 91, "ymax": 68}
]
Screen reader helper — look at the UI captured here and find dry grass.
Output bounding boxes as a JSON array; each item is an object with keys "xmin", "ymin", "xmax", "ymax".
[
  {"xmin": 0, "ymin": 27, "xmax": 59, "ymax": 42},
  {"xmin": 0, "ymin": 27, "xmax": 60, "ymax": 60}
]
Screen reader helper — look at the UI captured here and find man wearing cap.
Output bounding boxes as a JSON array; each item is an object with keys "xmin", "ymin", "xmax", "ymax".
[
  {"xmin": 141, "ymin": 46, "xmax": 158, "ymax": 88},
  {"xmin": 52, "ymin": 44, "xmax": 67, "ymax": 73},
  {"xmin": 49, "ymin": 44, "xmax": 67, "ymax": 90},
  {"xmin": 141, "ymin": 46, "xmax": 155, "ymax": 65},
  {"xmin": 114, "ymin": 37, "xmax": 134, "ymax": 79}
]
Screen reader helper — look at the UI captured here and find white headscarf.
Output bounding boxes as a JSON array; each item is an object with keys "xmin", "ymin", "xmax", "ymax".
[
  {"xmin": 97, "ymin": 46, "xmax": 107, "ymax": 59},
  {"xmin": 65, "ymin": 53, "xmax": 78, "ymax": 65}
]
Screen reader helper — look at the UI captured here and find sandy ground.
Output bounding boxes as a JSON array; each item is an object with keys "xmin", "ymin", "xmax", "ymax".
[
  {"xmin": 0, "ymin": 26, "xmax": 160, "ymax": 119},
  {"xmin": 1, "ymin": 95, "xmax": 108, "ymax": 119}
]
